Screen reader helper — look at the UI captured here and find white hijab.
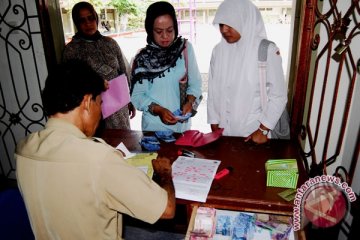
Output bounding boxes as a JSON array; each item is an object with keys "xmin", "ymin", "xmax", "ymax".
[{"xmin": 210, "ymin": 0, "xmax": 267, "ymax": 135}]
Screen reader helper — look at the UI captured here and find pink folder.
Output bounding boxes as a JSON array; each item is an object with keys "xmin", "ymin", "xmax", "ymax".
[{"xmin": 101, "ymin": 74, "xmax": 130, "ymax": 119}]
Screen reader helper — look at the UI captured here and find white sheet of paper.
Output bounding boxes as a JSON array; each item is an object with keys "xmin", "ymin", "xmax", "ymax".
[
  {"xmin": 172, "ymin": 156, "xmax": 220, "ymax": 202},
  {"xmin": 115, "ymin": 142, "xmax": 136, "ymax": 159},
  {"xmin": 137, "ymin": 166, "xmax": 149, "ymax": 175}
]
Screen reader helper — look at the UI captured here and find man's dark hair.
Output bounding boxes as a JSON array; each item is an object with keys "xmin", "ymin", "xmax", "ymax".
[
  {"xmin": 42, "ymin": 60, "xmax": 105, "ymax": 116},
  {"xmin": 145, "ymin": 1, "xmax": 178, "ymax": 44}
]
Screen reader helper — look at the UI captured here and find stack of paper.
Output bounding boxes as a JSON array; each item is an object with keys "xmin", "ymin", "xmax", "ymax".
[
  {"xmin": 126, "ymin": 153, "xmax": 156, "ymax": 178},
  {"xmin": 172, "ymin": 156, "xmax": 220, "ymax": 202},
  {"xmin": 116, "ymin": 142, "xmax": 155, "ymax": 178}
]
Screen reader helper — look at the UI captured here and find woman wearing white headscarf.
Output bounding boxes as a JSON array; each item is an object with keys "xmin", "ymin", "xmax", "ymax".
[{"xmin": 207, "ymin": 0, "xmax": 287, "ymax": 144}]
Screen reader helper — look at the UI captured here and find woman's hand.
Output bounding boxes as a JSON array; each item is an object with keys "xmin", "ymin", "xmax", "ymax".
[
  {"xmin": 128, "ymin": 102, "xmax": 136, "ymax": 119},
  {"xmin": 182, "ymin": 95, "xmax": 196, "ymax": 115},
  {"xmin": 104, "ymin": 80, "xmax": 110, "ymax": 90},
  {"xmin": 182, "ymin": 101, "xmax": 193, "ymax": 115},
  {"xmin": 211, "ymin": 124, "xmax": 220, "ymax": 132},
  {"xmin": 245, "ymin": 125, "xmax": 269, "ymax": 144},
  {"xmin": 151, "ymin": 104, "xmax": 178, "ymax": 125},
  {"xmin": 159, "ymin": 108, "xmax": 178, "ymax": 125}
]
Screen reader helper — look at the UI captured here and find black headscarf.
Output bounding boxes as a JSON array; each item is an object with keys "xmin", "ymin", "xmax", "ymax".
[
  {"xmin": 131, "ymin": 1, "xmax": 186, "ymax": 93},
  {"xmin": 145, "ymin": 1, "xmax": 179, "ymax": 44},
  {"xmin": 71, "ymin": 1, "xmax": 102, "ymax": 41}
]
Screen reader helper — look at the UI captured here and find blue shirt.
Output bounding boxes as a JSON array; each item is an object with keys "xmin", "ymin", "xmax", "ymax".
[{"xmin": 131, "ymin": 42, "xmax": 202, "ymax": 133}]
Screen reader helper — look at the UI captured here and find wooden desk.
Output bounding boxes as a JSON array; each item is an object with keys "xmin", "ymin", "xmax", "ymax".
[{"xmin": 101, "ymin": 129, "xmax": 307, "ymax": 216}]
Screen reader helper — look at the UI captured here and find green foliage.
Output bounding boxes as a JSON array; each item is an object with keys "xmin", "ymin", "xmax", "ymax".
[
  {"xmin": 61, "ymin": 0, "xmax": 105, "ymax": 12},
  {"xmin": 127, "ymin": 14, "xmax": 143, "ymax": 30},
  {"xmin": 60, "ymin": 0, "xmax": 154, "ymax": 31},
  {"xmin": 121, "ymin": 0, "xmax": 152, "ymax": 30},
  {"xmin": 89, "ymin": 0, "xmax": 105, "ymax": 8},
  {"xmin": 109, "ymin": 0, "xmax": 138, "ymax": 16}
]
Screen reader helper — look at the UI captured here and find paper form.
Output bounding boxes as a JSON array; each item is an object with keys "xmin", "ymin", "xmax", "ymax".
[{"xmin": 172, "ymin": 156, "xmax": 220, "ymax": 202}]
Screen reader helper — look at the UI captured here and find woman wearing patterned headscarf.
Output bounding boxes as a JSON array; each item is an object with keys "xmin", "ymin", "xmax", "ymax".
[
  {"xmin": 63, "ymin": 1, "xmax": 135, "ymax": 131},
  {"xmin": 207, "ymin": 0, "xmax": 287, "ymax": 144},
  {"xmin": 131, "ymin": 1, "xmax": 202, "ymax": 133}
]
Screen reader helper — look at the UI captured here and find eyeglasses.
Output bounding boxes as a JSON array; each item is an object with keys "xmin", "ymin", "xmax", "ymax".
[{"xmin": 79, "ymin": 15, "xmax": 96, "ymax": 24}]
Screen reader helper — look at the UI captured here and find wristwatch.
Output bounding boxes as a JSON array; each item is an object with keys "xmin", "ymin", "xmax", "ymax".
[{"xmin": 258, "ymin": 126, "xmax": 269, "ymax": 136}]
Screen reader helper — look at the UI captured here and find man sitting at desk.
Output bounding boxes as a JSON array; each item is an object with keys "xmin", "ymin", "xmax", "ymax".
[{"xmin": 15, "ymin": 60, "xmax": 175, "ymax": 239}]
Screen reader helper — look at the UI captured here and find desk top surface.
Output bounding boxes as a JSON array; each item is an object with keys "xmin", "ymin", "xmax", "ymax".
[{"xmin": 101, "ymin": 129, "xmax": 307, "ymax": 216}]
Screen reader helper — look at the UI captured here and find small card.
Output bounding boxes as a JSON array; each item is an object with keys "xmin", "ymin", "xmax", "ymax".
[
  {"xmin": 278, "ymin": 188, "xmax": 296, "ymax": 202},
  {"xmin": 173, "ymin": 109, "xmax": 192, "ymax": 121},
  {"xmin": 115, "ymin": 142, "xmax": 136, "ymax": 159},
  {"xmin": 140, "ymin": 136, "xmax": 160, "ymax": 151},
  {"xmin": 155, "ymin": 130, "xmax": 176, "ymax": 142},
  {"xmin": 142, "ymin": 136, "xmax": 160, "ymax": 145}
]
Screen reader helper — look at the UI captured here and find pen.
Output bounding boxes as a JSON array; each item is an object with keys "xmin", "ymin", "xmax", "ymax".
[
  {"xmin": 214, "ymin": 166, "xmax": 233, "ymax": 180},
  {"xmin": 178, "ymin": 149, "xmax": 196, "ymax": 158}
]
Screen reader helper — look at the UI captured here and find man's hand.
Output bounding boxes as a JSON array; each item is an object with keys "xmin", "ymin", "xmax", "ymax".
[
  {"xmin": 152, "ymin": 157, "xmax": 175, "ymax": 219},
  {"xmin": 152, "ymin": 157, "xmax": 172, "ymax": 175}
]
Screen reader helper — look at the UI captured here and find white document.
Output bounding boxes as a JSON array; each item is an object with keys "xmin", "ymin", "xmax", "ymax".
[
  {"xmin": 172, "ymin": 156, "xmax": 220, "ymax": 202},
  {"xmin": 116, "ymin": 142, "xmax": 136, "ymax": 159}
]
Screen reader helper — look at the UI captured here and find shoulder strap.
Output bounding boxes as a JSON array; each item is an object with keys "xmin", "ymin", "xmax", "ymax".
[
  {"xmin": 258, "ymin": 39, "xmax": 273, "ymax": 62},
  {"xmin": 179, "ymin": 40, "xmax": 189, "ymax": 109},
  {"xmin": 258, "ymin": 39, "xmax": 273, "ymax": 110},
  {"xmin": 184, "ymin": 40, "xmax": 188, "ymax": 75},
  {"xmin": 179, "ymin": 40, "xmax": 188, "ymax": 83}
]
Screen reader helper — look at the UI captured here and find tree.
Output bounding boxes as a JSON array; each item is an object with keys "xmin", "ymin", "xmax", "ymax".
[
  {"xmin": 109, "ymin": 0, "xmax": 138, "ymax": 17},
  {"xmin": 60, "ymin": 0, "xmax": 105, "ymax": 12}
]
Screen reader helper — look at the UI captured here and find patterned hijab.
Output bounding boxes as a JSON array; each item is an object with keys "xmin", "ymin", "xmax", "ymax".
[{"xmin": 131, "ymin": 1, "xmax": 185, "ymax": 91}]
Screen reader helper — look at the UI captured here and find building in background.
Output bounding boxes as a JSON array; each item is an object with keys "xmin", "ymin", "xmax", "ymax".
[{"xmin": 60, "ymin": 0, "xmax": 292, "ymax": 42}]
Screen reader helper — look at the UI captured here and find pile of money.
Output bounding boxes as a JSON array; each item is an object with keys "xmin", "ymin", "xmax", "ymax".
[
  {"xmin": 232, "ymin": 213, "xmax": 255, "ymax": 240},
  {"xmin": 255, "ymin": 214, "xmax": 293, "ymax": 240},
  {"xmin": 191, "ymin": 207, "xmax": 216, "ymax": 239},
  {"xmin": 214, "ymin": 210, "xmax": 256, "ymax": 239}
]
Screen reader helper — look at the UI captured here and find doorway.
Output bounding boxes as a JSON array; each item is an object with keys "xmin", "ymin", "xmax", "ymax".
[{"xmin": 59, "ymin": 0, "xmax": 295, "ymax": 133}]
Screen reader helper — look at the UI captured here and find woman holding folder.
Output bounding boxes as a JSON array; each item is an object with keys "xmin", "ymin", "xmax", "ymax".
[{"xmin": 63, "ymin": 1, "xmax": 135, "ymax": 130}]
